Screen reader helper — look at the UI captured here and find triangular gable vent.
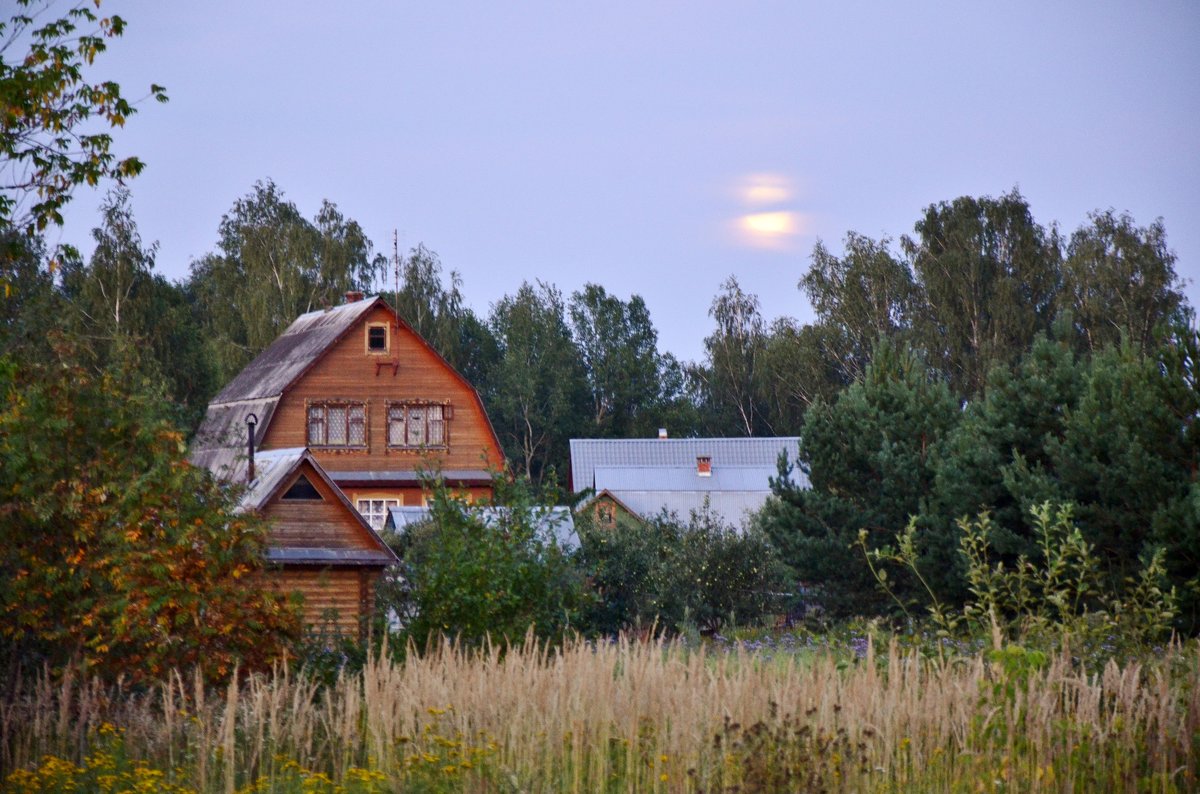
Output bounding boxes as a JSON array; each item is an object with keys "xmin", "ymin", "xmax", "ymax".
[{"xmin": 282, "ymin": 474, "xmax": 323, "ymax": 501}]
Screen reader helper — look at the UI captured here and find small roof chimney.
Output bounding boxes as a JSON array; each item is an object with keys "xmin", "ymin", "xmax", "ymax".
[
  {"xmin": 696, "ymin": 455, "xmax": 712, "ymax": 476},
  {"xmin": 658, "ymin": 428, "xmax": 668, "ymax": 440},
  {"xmin": 246, "ymin": 412, "xmax": 258, "ymax": 483},
  {"xmin": 344, "ymin": 290, "xmax": 364, "ymax": 304}
]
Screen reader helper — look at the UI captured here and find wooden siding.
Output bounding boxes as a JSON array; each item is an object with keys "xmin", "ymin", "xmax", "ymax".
[
  {"xmin": 260, "ymin": 462, "xmax": 382, "ymax": 550},
  {"xmin": 261, "ymin": 303, "xmax": 503, "ymax": 476},
  {"xmin": 270, "ymin": 568, "xmax": 379, "ymax": 638},
  {"xmin": 344, "ymin": 486, "xmax": 492, "ymax": 508}
]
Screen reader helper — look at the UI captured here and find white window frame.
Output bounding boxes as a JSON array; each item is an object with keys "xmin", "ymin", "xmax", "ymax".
[{"xmin": 357, "ymin": 498, "xmax": 399, "ymax": 530}]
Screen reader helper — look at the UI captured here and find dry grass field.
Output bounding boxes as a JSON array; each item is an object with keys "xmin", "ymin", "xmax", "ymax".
[{"xmin": 3, "ymin": 634, "xmax": 1198, "ymax": 792}]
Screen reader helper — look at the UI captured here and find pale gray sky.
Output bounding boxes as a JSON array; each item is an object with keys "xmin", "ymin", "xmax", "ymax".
[{"xmin": 53, "ymin": 1, "xmax": 1200, "ymax": 361}]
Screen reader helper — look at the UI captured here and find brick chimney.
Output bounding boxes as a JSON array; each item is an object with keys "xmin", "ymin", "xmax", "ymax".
[
  {"xmin": 696, "ymin": 455, "xmax": 712, "ymax": 477},
  {"xmin": 658, "ymin": 428, "xmax": 668, "ymax": 440},
  {"xmin": 344, "ymin": 290, "xmax": 364, "ymax": 303}
]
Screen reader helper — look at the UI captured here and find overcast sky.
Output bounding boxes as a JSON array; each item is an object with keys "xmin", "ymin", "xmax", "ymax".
[{"xmin": 52, "ymin": 1, "xmax": 1200, "ymax": 362}]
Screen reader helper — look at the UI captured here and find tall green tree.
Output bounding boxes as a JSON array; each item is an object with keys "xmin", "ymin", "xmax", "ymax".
[
  {"xmin": 188, "ymin": 180, "xmax": 386, "ymax": 384},
  {"xmin": 389, "ymin": 242, "xmax": 498, "ymax": 389},
  {"xmin": 487, "ymin": 281, "xmax": 589, "ymax": 485},
  {"xmin": 696, "ymin": 276, "xmax": 770, "ymax": 435},
  {"xmin": 929, "ymin": 333, "xmax": 1084, "ymax": 565},
  {"xmin": 0, "ymin": 0, "xmax": 166, "ymax": 243},
  {"xmin": 0, "ymin": 232, "xmax": 59, "ymax": 358},
  {"xmin": 903, "ymin": 190, "xmax": 1061, "ymax": 396},
  {"xmin": 800, "ymin": 233, "xmax": 915, "ymax": 384},
  {"xmin": 60, "ymin": 189, "xmax": 214, "ymax": 428},
  {"xmin": 755, "ymin": 342, "xmax": 961, "ymax": 615},
  {"xmin": 1062, "ymin": 210, "xmax": 1185, "ymax": 354},
  {"xmin": 569, "ymin": 283, "xmax": 664, "ymax": 438},
  {"xmin": 755, "ymin": 318, "xmax": 838, "ymax": 434}
]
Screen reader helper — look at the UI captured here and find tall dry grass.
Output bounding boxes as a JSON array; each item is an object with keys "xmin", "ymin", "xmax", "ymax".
[{"xmin": 3, "ymin": 635, "xmax": 1198, "ymax": 792}]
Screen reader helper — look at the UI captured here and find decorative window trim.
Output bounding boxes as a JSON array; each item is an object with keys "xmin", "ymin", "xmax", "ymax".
[
  {"xmin": 365, "ymin": 322, "xmax": 390, "ymax": 355},
  {"xmin": 386, "ymin": 400, "xmax": 452, "ymax": 450},
  {"xmin": 306, "ymin": 399, "xmax": 369, "ymax": 450}
]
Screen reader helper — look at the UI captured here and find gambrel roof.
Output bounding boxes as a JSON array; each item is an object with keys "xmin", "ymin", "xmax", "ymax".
[{"xmin": 190, "ymin": 295, "xmax": 500, "ymax": 479}]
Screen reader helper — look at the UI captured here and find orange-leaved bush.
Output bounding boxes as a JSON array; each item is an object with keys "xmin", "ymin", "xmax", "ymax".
[{"xmin": 0, "ymin": 341, "xmax": 300, "ymax": 683}]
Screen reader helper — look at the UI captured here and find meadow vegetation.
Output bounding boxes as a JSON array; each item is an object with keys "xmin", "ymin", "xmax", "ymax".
[{"xmin": 2, "ymin": 633, "xmax": 1198, "ymax": 793}]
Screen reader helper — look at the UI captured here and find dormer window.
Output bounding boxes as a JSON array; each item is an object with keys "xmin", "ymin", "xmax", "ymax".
[{"xmin": 366, "ymin": 323, "xmax": 389, "ymax": 354}]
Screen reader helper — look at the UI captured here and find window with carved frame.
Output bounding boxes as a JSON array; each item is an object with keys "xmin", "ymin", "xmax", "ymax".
[
  {"xmin": 387, "ymin": 401, "xmax": 451, "ymax": 449},
  {"xmin": 307, "ymin": 401, "xmax": 367, "ymax": 448}
]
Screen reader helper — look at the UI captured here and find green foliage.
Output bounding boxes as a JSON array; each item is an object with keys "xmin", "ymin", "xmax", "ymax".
[
  {"xmin": 1062, "ymin": 209, "xmax": 1184, "ymax": 354},
  {"xmin": 756, "ymin": 341, "xmax": 961, "ymax": 616},
  {"xmin": 695, "ymin": 275, "xmax": 770, "ymax": 435},
  {"xmin": 0, "ymin": 343, "xmax": 300, "ymax": 682},
  {"xmin": 0, "ymin": 0, "xmax": 167, "ymax": 239},
  {"xmin": 869, "ymin": 503, "xmax": 1177, "ymax": 661},
  {"xmin": 486, "ymin": 281, "xmax": 589, "ymax": 485},
  {"xmin": 390, "ymin": 475, "xmax": 588, "ymax": 646},
  {"xmin": 188, "ymin": 180, "xmax": 386, "ymax": 385},
  {"xmin": 579, "ymin": 504, "xmax": 791, "ymax": 635},
  {"xmin": 903, "ymin": 188, "xmax": 1061, "ymax": 396},
  {"xmin": 569, "ymin": 283, "xmax": 666, "ymax": 438},
  {"xmin": 59, "ymin": 189, "xmax": 215, "ymax": 428},
  {"xmin": 801, "ymin": 232, "xmax": 915, "ymax": 385}
]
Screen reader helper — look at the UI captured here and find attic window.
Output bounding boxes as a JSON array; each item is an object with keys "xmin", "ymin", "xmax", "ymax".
[
  {"xmin": 282, "ymin": 474, "xmax": 323, "ymax": 501},
  {"xmin": 367, "ymin": 323, "xmax": 389, "ymax": 353}
]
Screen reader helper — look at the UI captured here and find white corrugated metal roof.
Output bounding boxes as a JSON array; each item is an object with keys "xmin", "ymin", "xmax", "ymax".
[
  {"xmin": 569, "ymin": 437, "xmax": 801, "ymax": 492},
  {"xmin": 594, "ymin": 465, "xmax": 778, "ymax": 493}
]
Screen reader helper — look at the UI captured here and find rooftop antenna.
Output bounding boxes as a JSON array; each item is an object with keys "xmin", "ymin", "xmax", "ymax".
[{"xmin": 392, "ymin": 229, "xmax": 401, "ymax": 331}]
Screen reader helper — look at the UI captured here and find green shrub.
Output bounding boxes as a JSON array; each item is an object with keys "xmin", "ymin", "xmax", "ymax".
[
  {"xmin": 579, "ymin": 503, "xmax": 792, "ymax": 635},
  {"xmin": 865, "ymin": 501, "xmax": 1177, "ymax": 662},
  {"xmin": 388, "ymin": 476, "xmax": 588, "ymax": 647}
]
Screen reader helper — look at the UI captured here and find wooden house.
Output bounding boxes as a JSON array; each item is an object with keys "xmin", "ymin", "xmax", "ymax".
[
  {"xmin": 191, "ymin": 293, "xmax": 506, "ymax": 529},
  {"xmin": 234, "ymin": 447, "xmax": 399, "ymax": 637}
]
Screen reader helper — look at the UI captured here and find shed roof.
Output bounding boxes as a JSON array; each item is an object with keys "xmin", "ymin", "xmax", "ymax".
[{"xmin": 569, "ymin": 437, "xmax": 801, "ymax": 493}]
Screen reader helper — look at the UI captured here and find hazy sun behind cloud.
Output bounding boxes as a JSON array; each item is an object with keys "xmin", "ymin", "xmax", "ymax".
[
  {"xmin": 729, "ymin": 173, "xmax": 810, "ymax": 250},
  {"xmin": 739, "ymin": 173, "xmax": 793, "ymax": 206}
]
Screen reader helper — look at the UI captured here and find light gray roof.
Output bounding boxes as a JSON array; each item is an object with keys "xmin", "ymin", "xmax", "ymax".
[
  {"xmin": 235, "ymin": 447, "xmax": 309, "ymax": 512},
  {"xmin": 384, "ymin": 505, "xmax": 579, "ymax": 551},
  {"xmin": 189, "ymin": 397, "xmax": 280, "ymax": 479},
  {"xmin": 214, "ymin": 298, "xmax": 382, "ymax": 404},
  {"xmin": 569, "ymin": 437, "xmax": 801, "ymax": 493},
  {"xmin": 594, "ymin": 465, "xmax": 778, "ymax": 493},
  {"xmin": 189, "ymin": 298, "xmax": 383, "ymax": 475},
  {"xmin": 603, "ymin": 490, "xmax": 772, "ymax": 529}
]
